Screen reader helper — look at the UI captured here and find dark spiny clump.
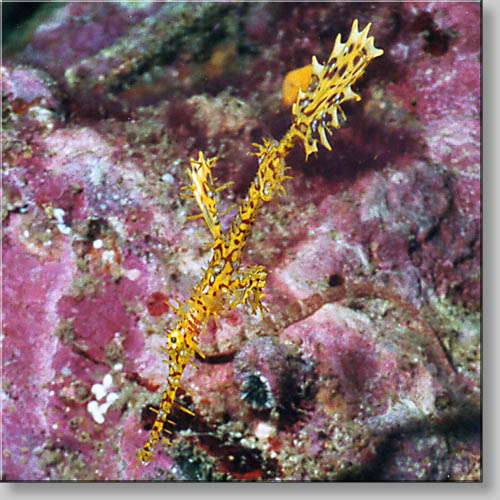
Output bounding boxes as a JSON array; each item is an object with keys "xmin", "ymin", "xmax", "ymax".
[
  {"xmin": 233, "ymin": 337, "xmax": 316, "ymax": 425},
  {"xmin": 240, "ymin": 372, "xmax": 275, "ymax": 410}
]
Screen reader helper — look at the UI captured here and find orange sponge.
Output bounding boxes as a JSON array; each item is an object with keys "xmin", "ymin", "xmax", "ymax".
[{"xmin": 282, "ymin": 64, "xmax": 312, "ymax": 107}]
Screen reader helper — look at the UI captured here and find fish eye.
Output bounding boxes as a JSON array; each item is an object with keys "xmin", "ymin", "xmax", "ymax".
[{"xmin": 168, "ymin": 330, "xmax": 184, "ymax": 348}]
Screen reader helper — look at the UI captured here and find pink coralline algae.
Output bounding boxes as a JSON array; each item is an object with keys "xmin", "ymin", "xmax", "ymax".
[{"xmin": 2, "ymin": 2, "xmax": 480, "ymax": 481}]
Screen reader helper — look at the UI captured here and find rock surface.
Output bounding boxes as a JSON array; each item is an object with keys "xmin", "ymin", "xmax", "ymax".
[{"xmin": 2, "ymin": 2, "xmax": 480, "ymax": 480}]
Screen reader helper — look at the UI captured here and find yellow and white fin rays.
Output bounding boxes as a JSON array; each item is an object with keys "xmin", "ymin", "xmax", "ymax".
[
  {"xmin": 291, "ymin": 19, "xmax": 383, "ymax": 158},
  {"xmin": 183, "ymin": 152, "xmax": 233, "ymax": 239},
  {"xmin": 229, "ymin": 265, "xmax": 268, "ymax": 314}
]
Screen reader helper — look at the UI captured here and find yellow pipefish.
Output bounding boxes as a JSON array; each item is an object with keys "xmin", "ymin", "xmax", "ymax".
[{"xmin": 136, "ymin": 19, "xmax": 383, "ymax": 465}]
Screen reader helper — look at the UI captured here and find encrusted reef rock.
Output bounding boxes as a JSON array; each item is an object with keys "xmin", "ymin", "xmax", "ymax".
[{"xmin": 2, "ymin": 2, "xmax": 480, "ymax": 480}]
